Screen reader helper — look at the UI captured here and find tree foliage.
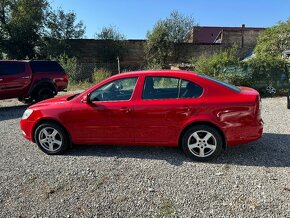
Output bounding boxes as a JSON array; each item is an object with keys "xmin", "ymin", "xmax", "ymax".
[
  {"xmin": 40, "ymin": 8, "xmax": 86, "ymax": 58},
  {"xmin": 255, "ymin": 19, "xmax": 290, "ymax": 57},
  {"xmin": 95, "ymin": 25, "xmax": 127, "ymax": 62},
  {"xmin": 0, "ymin": 0, "xmax": 47, "ymax": 59},
  {"xmin": 0, "ymin": 0, "xmax": 85, "ymax": 59},
  {"xmin": 193, "ymin": 46, "xmax": 239, "ymax": 76},
  {"xmin": 95, "ymin": 25, "xmax": 125, "ymax": 40},
  {"xmin": 145, "ymin": 10, "xmax": 195, "ymax": 68}
]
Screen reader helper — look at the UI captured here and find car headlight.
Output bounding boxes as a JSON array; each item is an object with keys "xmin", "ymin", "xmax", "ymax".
[{"xmin": 22, "ymin": 109, "xmax": 33, "ymax": 120}]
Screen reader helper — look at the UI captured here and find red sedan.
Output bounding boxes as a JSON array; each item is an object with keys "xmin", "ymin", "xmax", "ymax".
[{"xmin": 20, "ymin": 70, "xmax": 263, "ymax": 161}]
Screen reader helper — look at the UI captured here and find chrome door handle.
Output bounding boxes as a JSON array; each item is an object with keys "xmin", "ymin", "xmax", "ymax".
[
  {"xmin": 21, "ymin": 76, "xmax": 30, "ymax": 79},
  {"xmin": 120, "ymin": 107, "xmax": 132, "ymax": 113},
  {"xmin": 180, "ymin": 106, "xmax": 191, "ymax": 111}
]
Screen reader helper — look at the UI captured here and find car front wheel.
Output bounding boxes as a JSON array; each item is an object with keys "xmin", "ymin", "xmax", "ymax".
[
  {"xmin": 35, "ymin": 122, "xmax": 69, "ymax": 155},
  {"xmin": 181, "ymin": 125, "xmax": 223, "ymax": 161}
]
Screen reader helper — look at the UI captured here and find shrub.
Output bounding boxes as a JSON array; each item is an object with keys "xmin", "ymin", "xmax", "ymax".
[
  {"xmin": 192, "ymin": 46, "xmax": 239, "ymax": 76},
  {"xmin": 93, "ymin": 68, "xmax": 112, "ymax": 84},
  {"xmin": 217, "ymin": 73, "xmax": 254, "ymax": 87},
  {"xmin": 56, "ymin": 54, "xmax": 79, "ymax": 82}
]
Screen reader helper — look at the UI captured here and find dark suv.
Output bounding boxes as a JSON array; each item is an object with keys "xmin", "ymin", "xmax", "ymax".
[{"xmin": 0, "ymin": 60, "xmax": 68, "ymax": 103}]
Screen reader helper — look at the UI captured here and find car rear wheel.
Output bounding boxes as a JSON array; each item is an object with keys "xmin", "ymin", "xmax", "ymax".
[
  {"xmin": 35, "ymin": 122, "xmax": 69, "ymax": 155},
  {"xmin": 35, "ymin": 87, "xmax": 54, "ymax": 102},
  {"xmin": 18, "ymin": 97, "xmax": 33, "ymax": 104},
  {"xmin": 181, "ymin": 125, "xmax": 223, "ymax": 161}
]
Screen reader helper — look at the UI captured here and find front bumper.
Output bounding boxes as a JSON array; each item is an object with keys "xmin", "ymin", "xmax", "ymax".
[{"xmin": 20, "ymin": 119, "xmax": 35, "ymax": 142}]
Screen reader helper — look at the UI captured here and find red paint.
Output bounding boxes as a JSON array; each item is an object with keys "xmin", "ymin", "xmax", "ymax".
[{"xmin": 20, "ymin": 70, "xmax": 263, "ymax": 148}]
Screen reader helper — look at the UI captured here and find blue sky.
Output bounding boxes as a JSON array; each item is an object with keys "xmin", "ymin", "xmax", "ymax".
[{"xmin": 50, "ymin": 0, "xmax": 290, "ymax": 39}]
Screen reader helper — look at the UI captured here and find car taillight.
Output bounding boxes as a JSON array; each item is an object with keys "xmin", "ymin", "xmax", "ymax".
[
  {"xmin": 254, "ymin": 95, "xmax": 261, "ymax": 116},
  {"xmin": 64, "ymin": 73, "xmax": 68, "ymax": 81}
]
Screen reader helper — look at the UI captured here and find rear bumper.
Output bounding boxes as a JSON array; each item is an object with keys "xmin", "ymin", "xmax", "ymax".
[
  {"xmin": 20, "ymin": 119, "xmax": 34, "ymax": 142},
  {"xmin": 226, "ymin": 119, "xmax": 263, "ymax": 146}
]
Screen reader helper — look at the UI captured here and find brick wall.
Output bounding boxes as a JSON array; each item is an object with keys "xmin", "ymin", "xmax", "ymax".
[{"xmin": 67, "ymin": 29, "xmax": 263, "ymax": 67}]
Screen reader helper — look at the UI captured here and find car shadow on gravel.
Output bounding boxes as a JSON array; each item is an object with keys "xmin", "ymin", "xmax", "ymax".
[
  {"xmin": 216, "ymin": 133, "xmax": 290, "ymax": 167},
  {"xmin": 66, "ymin": 132, "xmax": 290, "ymax": 167},
  {"xmin": 0, "ymin": 105, "xmax": 28, "ymax": 121}
]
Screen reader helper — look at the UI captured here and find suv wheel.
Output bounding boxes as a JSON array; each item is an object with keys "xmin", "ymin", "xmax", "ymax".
[
  {"xmin": 18, "ymin": 97, "xmax": 33, "ymax": 104},
  {"xmin": 35, "ymin": 122, "xmax": 69, "ymax": 155},
  {"xmin": 181, "ymin": 125, "xmax": 223, "ymax": 161},
  {"xmin": 35, "ymin": 87, "xmax": 54, "ymax": 102}
]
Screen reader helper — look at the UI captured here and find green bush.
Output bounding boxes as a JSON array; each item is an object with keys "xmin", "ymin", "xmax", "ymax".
[
  {"xmin": 56, "ymin": 54, "xmax": 79, "ymax": 82},
  {"xmin": 192, "ymin": 46, "xmax": 239, "ymax": 76},
  {"xmin": 93, "ymin": 68, "xmax": 112, "ymax": 84},
  {"xmin": 217, "ymin": 73, "xmax": 253, "ymax": 87}
]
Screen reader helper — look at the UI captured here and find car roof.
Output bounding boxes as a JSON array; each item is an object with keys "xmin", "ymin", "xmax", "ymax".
[{"xmin": 110, "ymin": 70, "xmax": 199, "ymax": 78}]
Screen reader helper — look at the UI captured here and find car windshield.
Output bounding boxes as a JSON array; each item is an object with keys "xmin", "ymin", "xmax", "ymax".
[{"xmin": 199, "ymin": 74, "xmax": 241, "ymax": 92}]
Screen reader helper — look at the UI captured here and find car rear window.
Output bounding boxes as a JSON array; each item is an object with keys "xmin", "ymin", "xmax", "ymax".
[
  {"xmin": 29, "ymin": 61, "xmax": 64, "ymax": 73},
  {"xmin": 199, "ymin": 74, "xmax": 241, "ymax": 92},
  {"xmin": 0, "ymin": 62, "xmax": 25, "ymax": 75}
]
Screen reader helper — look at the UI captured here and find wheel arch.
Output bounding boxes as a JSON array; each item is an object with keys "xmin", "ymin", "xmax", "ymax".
[
  {"xmin": 32, "ymin": 118, "xmax": 71, "ymax": 146},
  {"xmin": 29, "ymin": 79, "xmax": 57, "ymax": 97},
  {"xmin": 178, "ymin": 121, "xmax": 227, "ymax": 150}
]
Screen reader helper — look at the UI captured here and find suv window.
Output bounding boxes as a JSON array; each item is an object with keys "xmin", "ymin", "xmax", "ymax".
[
  {"xmin": 89, "ymin": 77, "xmax": 138, "ymax": 102},
  {"xmin": 142, "ymin": 76, "xmax": 203, "ymax": 100},
  {"xmin": 0, "ymin": 62, "xmax": 25, "ymax": 76},
  {"xmin": 29, "ymin": 61, "xmax": 64, "ymax": 73}
]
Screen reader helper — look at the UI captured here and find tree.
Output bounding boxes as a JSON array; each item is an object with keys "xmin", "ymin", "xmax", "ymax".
[
  {"xmin": 95, "ymin": 25, "xmax": 125, "ymax": 40},
  {"xmin": 40, "ymin": 8, "xmax": 86, "ymax": 58},
  {"xmin": 193, "ymin": 46, "xmax": 239, "ymax": 76},
  {"xmin": 255, "ymin": 19, "xmax": 290, "ymax": 57},
  {"xmin": 145, "ymin": 10, "xmax": 196, "ymax": 68},
  {"xmin": 95, "ymin": 25, "xmax": 126, "ymax": 62},
  {"xmin": 0, "ymin": 0, "xmax": 47, "ymax": 59}
]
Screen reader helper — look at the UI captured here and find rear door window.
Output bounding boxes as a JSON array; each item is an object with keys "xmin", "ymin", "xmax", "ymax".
[
  {"xmin": 142, "ymin": 76, "xmax": 203, "ymax": 100},
  {"xmin": 30, "ymin": 61, "xmax": 64, "ymax": 73},
  {"xmin": 0, "ymin": 62, "xmax": 25, "ymax": 76}
]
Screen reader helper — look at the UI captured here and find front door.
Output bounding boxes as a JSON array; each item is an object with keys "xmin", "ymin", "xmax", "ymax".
[{"xmin": 70, "ymin": 77, "xmax": 138, "ymax": 145}]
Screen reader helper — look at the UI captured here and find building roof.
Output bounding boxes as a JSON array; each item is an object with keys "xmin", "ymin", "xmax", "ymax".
[{"xmin": 192, "ymin": 25, "xmax": 265, "ymax": 44}]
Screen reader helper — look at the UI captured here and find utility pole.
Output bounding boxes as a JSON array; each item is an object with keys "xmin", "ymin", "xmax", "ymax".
[{"xmin": 117, "ymin": 56, "xmax": 120, "ymax": 74}]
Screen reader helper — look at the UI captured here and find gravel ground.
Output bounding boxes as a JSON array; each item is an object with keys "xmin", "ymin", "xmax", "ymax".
[{"xmin": 0, "ymin": 96, "xmax": 289, "ymax": 217}]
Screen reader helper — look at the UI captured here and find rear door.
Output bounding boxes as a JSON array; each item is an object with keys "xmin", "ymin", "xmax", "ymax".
[
  {"xmin": 133, "ymin": 76, "xmax": 204, "ymax": 146},
  {"xmin": 0, "ymin": 61, "xmax": 31, "ymax": 99}
]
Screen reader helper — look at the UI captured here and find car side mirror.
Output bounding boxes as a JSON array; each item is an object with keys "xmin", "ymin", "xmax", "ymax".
[{"xmin": 81, "ymin": 94, "xmax": 91, "ymax": 104}]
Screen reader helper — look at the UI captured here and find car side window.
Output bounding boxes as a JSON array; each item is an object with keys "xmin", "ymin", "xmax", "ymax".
[
  {"xmin": 142, "ymin": 76, "xmax": 180, "ymax": 100},
  {"xmin": 179, "ymin": 79, "xmax": 203, "ymax": 98},
  {"xmin": 89, "ymin": 77, "xmax": 138, "ymax": 102},
  {"xmin": 0, "ymin": 62, "xmax": 25, "ymax": 76},
  {"xmin": 142, "ymin": 76, "xmax": 203, "ymax": 100},
  {"xmin": 29, "ymin": 61, "xmax": 64, "ymax": 73}
]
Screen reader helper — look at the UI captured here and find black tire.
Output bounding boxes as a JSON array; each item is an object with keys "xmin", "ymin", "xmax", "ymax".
[
  {"xmin": 18, "ymin": 97, "xmax": 33, "ymax": 104},
  {"xmin": 287, "ymin": 90, "xmax": 290, "ymax": 109},
  {"xmin": 34, "ymin": 122, "xmax": 69, "ymax": 155},
  {"xmin": 34, "ymin": 87, "xmax": 54, "ymax": 102},
  {"xmin": 181, "ymin": 125, "xmax": 223, "ymax": 162}
]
